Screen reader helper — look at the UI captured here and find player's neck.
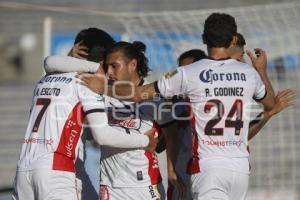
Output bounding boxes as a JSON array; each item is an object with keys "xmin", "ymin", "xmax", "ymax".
[
  {"xmin": 207, "ymin": 48, "xmax": 231, "ymax": 60},
  {"xmin": 131, "ymin": 74, "xmax": 143, "ymax": 86}
]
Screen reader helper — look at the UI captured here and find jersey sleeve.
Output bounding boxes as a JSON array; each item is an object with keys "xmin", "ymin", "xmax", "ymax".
[
  {"xmin": 44, "ymin": 56, "xmax": 99, "ymax": 73},
  {"xmin": 76, "ymin": 83, "xmax": 149, "ymax": 149},
  {"xmin": 154, "ymin": 68, "xmax": 188, "ymax": 98},
  {"xmin": 253, "ymin": 71, "xmax": 267, "ymax": 101}
]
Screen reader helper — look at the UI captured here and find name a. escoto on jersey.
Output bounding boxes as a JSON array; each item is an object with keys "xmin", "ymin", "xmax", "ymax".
[{"xmin": 199, "ymin": 69, "xmax": 246, "ymax": 83}]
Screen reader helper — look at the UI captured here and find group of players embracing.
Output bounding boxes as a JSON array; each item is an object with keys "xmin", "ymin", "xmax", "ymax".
[{"xmin": 13, "ymin": 12, "xmax": 296, "ymax": 200}]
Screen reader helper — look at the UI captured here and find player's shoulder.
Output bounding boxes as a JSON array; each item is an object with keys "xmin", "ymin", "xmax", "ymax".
[{"xmin": 37, "ymin": 72, "xmax": 77, "ymax": 86}]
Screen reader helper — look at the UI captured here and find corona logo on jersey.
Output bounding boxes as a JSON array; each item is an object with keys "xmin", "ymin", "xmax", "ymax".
[{"xmin": 199, "ymin": 69, "xmax": 247, "ymax": 83}]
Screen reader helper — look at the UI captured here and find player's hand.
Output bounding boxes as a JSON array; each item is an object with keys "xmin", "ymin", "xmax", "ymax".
[
  {"xmin": 246, "ymin": 48, "xmax": 267, "ymax": 73},
  {"xmin": 68, "ymin": 41, "xmax": 89, "ymax": 59},
  {"xmin": 267, "ymin": 89, "xmax": 296, "ymax": 117},
  {"xmin": 76, "ymin": 73, "xmax": 106, "ymax": 94},
  {"xmin": 168, "ymin": 170, "xmax": 186, "ymax": 200},
  {"xmin": 144, "ymin": 128, "xmax": 158, "ymax": 153}
]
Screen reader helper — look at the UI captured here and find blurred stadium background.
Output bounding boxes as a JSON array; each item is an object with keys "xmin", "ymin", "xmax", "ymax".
[{"xmin": 0, "ymin": 0, "xmax": 300, "ymax": 199}]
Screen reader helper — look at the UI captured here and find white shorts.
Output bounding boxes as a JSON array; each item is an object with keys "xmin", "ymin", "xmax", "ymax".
[
  {"xmin": 12, "ymin": 169, "xmax": 79, "ymax": 200},
  {"xmin": 191, "ymin": 168, "xmax": 249, "ymax": 200},
  {"xmin": 99, "ymin": 183, "xmax": 165, "ymax": 200}
]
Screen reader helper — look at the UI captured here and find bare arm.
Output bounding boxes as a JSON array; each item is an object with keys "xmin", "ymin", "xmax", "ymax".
[
  {"xmin": 247, "ymin": 48, "xmax": 275, "ymax": 111},
  {"xmin": 161, "ymin": 123, "xmax": 186, "ymax": 200},
  {"xmin": 77, "ymin": 73, "xmax": 158, "ymax": 102},
  {"xmin": 248, "ymin": 89, "xmax": 296, "ymax": 141}
]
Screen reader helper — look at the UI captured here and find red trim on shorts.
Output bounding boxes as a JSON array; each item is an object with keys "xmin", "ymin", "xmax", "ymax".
[
  {"xmin": 145, "ymin": 122, "xmax": 162, "ymax": 185},
  {"xmin": 52, "ymin": 102, "xmax": 84, "ymax": 172},
  {"xmin": 186, "ymin": 101, "xmax": 200, "ymax": 174}
]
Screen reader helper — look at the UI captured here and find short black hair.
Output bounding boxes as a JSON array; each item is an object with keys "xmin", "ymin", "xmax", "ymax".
[
  {"xmin": 106, "ymin": 41, "xmax": 150, "ymax": 78},
  {"xmin": 74, "ymin": 27, "xmax": 115, "ymax": 62},
  {"xmin": 202, "ymin": 13, "xmax": 237, "ymax": 48},
  {"xmin": 236, "ymin": 33, "xmax": 246, "ymax": 48},
  {"xmin": 178, "ymin": 49, "xmax": 207, "ymax": 65}
]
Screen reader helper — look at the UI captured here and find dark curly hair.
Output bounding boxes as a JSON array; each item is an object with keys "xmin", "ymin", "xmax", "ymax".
[
  {"xmin": 202, "ymin": 13, "xmax": 237, "ymax": 48},
  {"xmin": 74, "ymin": 27, "xmax": 115, "ymax": 62},
  {"xmin": 178, "ymin": 49, "xmax": 207, "ymax": 65},
  {"xmin": 236, "ymin": 33, "xmax": 246, "ymax": 48},
  {"xmin": 106, "ymin": 41, "xmax": 150, "ymax": 77}
]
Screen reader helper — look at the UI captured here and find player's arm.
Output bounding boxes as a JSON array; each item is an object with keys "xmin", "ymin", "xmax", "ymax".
[
  {"xmin": 77, "ymin": 68, "xmax": 188, "ymax": 102},
  {"xmin": 44, "ymin": 55, "xmax": 101, "ymax": 74},
  {"xmin": 248, "ymin": 89, "xmax": 296, "ymax": 141},
  {"xmin": 68, "ymin": 40, "xmax": 89, "ymax": 59},
  {"xmin": 161, "ymin": 123, "xmax": 186, "ymax": 199},
  {"xmin": 247, "ymin": 48, "xmax": 275, "ymax": 111},
  {"xmin": 77, "ymin": 84, "xmax": 157, "ymax": 152}
]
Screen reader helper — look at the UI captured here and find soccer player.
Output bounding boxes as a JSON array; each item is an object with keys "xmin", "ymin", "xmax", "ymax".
[
  {"xmin": 167, "ymin": 46, "xmax": 296, "ymax": 200},
  {"xmin": 227, "ymin": 33, "xmax": 246, "ymax": 63},
  {"xmin": 44, "ymin": 41, "xmax": 179, "ymax": 200},
  {"xmin": 77, "ymin": 13, "xmax": 276, "ymax": 200},
  {"xmin": 12, "ymin": 29, "xmax": 157, "ymax": 200},
  {"xmin": 177, "ymin": 49, "xmax": 207, "ymax": 66},
  {"xmin": 166, "ymin": 49, "xmax": 207, "ymax": 200},
  {"xmin": 68, "ymin": 27, "xmax": 114, "ymax": 200}
]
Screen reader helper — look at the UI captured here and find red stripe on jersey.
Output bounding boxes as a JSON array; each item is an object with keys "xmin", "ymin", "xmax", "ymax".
[
  {"xmin": 144, "ymin": 151, "xmax": 162, "ymax": 185},
  {"xmin": 145, "ymin": 122, "xmax": 162, "ymax": 185},
  {"xmin": 53, "ymin": 102, "xmax": 84, "ymax": 172},
  {"xmin": 186, "ymin": 102, "xmax": 200, "ymax": 175}
]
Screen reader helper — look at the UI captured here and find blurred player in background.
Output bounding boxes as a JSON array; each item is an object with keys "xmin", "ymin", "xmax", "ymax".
[
  {"xmin": 227, "ymin": 33, "xmax": 246, "ymax": 63},
  {"xmin": 76, "ymin": 12, "xmax": 277, "ymax": 200},
  {"xmin": 12, "ymin": 28, "xmax": 158, "ymax": 200}
]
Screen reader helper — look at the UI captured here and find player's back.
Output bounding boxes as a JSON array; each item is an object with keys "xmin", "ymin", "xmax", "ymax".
[
  {"xmin": 17, "ymin": 72, "xmax": 84, "ymax": 172},
  {"xmin": 178, "ymin": 58, "xmax": 266, "ymax": 174}
]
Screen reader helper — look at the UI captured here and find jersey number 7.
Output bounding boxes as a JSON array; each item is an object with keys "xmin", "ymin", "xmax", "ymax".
[{"xmin": 32, "ymin": 98, "xmax": 51, "ymax": 132}]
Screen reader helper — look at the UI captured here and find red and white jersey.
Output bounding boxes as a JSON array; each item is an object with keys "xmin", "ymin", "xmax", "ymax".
[
  {"xmin": 17, "ymin": 72, "xmax": 99, "ymax": 172},
  {"xmin": 17, "ymin": 72, "xmax": 149, "ymax": 173},
  {"xmin": 100, "ymin": 81, "xmax": 174, "ymax": 188},
  {"xmin": 155, "ymin": 58, "xmax": 266, "ymax": 174}
]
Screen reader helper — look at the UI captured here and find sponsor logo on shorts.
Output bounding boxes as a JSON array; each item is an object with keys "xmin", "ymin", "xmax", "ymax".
[
  {"xmin": 148, "ymin": 185, "xmax": 159, "ymax": 199},
  {"xmin": 137, "ymin": 171, "xmax": 143, "ymax": 181}
]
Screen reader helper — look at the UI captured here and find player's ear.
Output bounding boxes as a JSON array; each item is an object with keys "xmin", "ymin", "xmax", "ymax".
[{"xmin": 128, "ymin": 59, "xmax": 137, "ymax": 74}]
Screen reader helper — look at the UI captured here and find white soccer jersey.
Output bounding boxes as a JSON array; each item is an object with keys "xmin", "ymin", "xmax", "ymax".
[
  {"xmin": 17, "ymin": 72, "xmax": 149, "ymax": 173},
  {"xmin": 100, "ymin": 80, "xmax": 174, "ymax": 188},
  {"xmin": 155, "ymin": 58, "xmax": 266, "ymax": 174}
]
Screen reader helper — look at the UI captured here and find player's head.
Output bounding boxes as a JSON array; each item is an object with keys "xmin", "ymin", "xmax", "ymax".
[
  {"xmin": 105, "ymin": 41, "xmax": 150, "ymax": 82},
  {"xmin": 202, "ymin": 13, "xmax": 237, "ymax": 49},
  {"xmin": 178, "ymin": 49, "xmax": 207, "ymax": 66},
  {"xmin": 228, "ymin": 33, "xmax": 246, "ymax": 62},
  {"xmin": 74, "ymin": 27, "xmax": 115, "ymax": 62}
]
